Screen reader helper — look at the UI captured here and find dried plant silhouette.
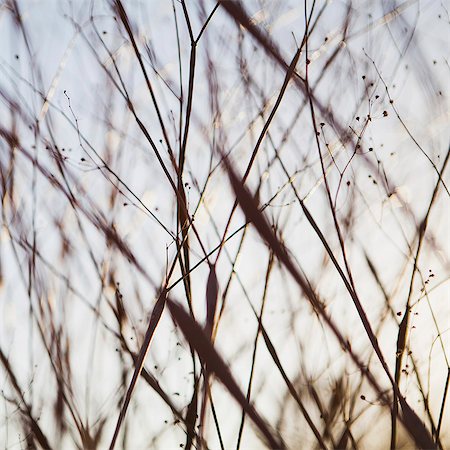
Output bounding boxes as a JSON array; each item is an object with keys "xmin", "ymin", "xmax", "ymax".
[{"xmin": 0, "ymin": 1, "xmax": 449, "ymax": 449}]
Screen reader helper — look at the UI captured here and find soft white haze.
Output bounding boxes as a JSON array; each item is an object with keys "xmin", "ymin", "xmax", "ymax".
[{"xmin": 0, "ymin": 1, "xmax": 449, "ymax": 449}]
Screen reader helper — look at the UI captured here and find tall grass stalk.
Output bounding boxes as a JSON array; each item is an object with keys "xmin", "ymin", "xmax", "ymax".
[{"xmin": 0, "ymin": 1, "xmax": 448, "ymax": 449}]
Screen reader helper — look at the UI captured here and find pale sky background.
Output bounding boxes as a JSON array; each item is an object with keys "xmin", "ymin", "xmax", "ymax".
[{"xmin": 0, "ymin": 1, "xmax": 449, "ymax": 449}]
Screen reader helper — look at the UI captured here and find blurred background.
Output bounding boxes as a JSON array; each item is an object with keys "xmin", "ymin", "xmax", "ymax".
[{"xmin": 0, "ymin": 1, "xmax": 449, "ymax": 448}]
